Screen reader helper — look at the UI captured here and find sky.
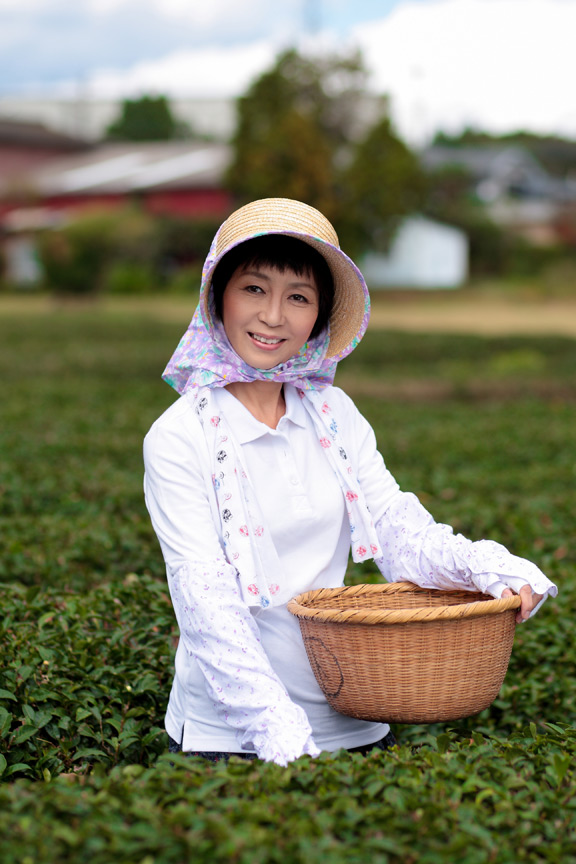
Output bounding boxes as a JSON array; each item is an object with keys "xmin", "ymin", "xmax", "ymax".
[{"xmin": 2, "ymin": 0, "xmax": 576, "ymax": 143}]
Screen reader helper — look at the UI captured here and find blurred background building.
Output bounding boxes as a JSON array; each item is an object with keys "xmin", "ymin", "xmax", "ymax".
[{"xmin": 1, "ymin": 0, "xmax": 576, "ymax": 293}]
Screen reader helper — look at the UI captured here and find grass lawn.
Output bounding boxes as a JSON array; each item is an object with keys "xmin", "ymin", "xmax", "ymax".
[{"xmin": 1, "ymin": 295, "xmax": 575, "ymax": 862}]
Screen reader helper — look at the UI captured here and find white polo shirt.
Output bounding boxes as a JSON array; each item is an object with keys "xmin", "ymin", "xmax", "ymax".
[{"xmin": 144, "ymin": 384, "xmax": 556, "ymax": 764}]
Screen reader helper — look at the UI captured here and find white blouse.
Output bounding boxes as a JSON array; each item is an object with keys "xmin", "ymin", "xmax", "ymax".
[{"xmin": 143, "ymin": 385, "xmax": 557, "ymax": 766}]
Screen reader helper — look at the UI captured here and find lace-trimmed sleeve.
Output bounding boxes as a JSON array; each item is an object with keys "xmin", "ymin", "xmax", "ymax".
[
  {"xmin": 144, "ymin": 406, "xmax": 319, "ymax": 764},
  {"xmin": 373, "ymin": 491, "xmax": 557, "ymax": 616},
  {"xmin": 167, "ymin": 557, "xmax": 319, "ymax": 764}
]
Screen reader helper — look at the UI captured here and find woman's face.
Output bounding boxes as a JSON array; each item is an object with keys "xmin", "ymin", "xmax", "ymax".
[{"xmin": 221, "ymin": 263, "xmax": 319, "ymax": 369}]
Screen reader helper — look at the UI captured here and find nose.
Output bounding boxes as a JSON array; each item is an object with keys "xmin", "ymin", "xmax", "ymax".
[{"xmin": 259, "ymin": 293, "xmax": 285, "ymax": 327}]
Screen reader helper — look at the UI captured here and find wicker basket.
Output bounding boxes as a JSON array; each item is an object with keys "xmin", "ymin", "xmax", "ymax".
[{"xmin": 287, "ymin": 582, "xmax": 521, "ymax": 724}]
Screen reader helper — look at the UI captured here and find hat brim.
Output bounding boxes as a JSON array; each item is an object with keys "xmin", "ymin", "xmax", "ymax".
[{"xmin": 202, "ymin": 230, "xmax": 369, "ymax": 361}]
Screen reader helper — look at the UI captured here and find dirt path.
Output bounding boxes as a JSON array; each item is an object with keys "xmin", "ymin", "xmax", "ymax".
[
  {"xmin": 2, "ymin": 293, "xmax": 576, "ymax": 337},
  {"xmin": 368, "ymin": 295, "xmax": 576, "ymax": 337}
]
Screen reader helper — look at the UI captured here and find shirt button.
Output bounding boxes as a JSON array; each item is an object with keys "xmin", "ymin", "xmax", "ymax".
[{"xmin": 290, "ymin": 476, "xmax": 299, "ymax": 486}]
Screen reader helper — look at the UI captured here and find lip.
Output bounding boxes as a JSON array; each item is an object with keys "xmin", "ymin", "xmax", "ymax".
[{"xmin": 248, "ymin": 332, "xmax": 287, "ymax": 351}]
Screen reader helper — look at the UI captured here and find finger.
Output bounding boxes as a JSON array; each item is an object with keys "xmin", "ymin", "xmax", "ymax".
[
  {"xmin": 503, "ymin": 586, "xmax": 538, "ymax": 623},
  {"xmin": 501, "ymin": 587, "xmax": 523, "ymax": 624},
  {"xmin": 517, "ymin": 584, "xmax": 544, "ymax": 623}
]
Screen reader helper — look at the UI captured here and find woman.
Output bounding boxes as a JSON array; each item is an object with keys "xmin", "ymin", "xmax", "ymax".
[{"xmin": 144, "ymin": 198, "xmax": 557, "ymax": 766}]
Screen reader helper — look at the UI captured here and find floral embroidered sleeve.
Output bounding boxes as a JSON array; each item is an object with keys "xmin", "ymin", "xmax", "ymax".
[
  {"xmin": 144, "ymin": 412, "xmax": 320, "ymax": 765},
  {"xmin": 373, "ymin": 492, "xmax": 557, "ymax": 616},
  {"xmin": 339, "ymin": 388, "xmax": 558, "ymax": 616},
  {"xmin": 167, "ymin": 558, "xmax": 319, "ymax": 764}
]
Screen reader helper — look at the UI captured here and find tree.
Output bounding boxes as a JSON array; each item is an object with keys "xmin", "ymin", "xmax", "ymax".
[
  {"xmin": 228, "ymin": 109, "xmax": 336, "ymax": 218},
  {"xmin": 106, "ymin": 95, "xmax": 189, "ymax": 141},
  {"xmin": 227, "ymin": 48, "xmax": 368, "ymax": 222},
  {"xmin": 227, "ymin": 48, "xmax": 426, "ymax": 254},
  {"xmin": 340, "ymin": 117, "xmax": 427, "ymax": 254}
]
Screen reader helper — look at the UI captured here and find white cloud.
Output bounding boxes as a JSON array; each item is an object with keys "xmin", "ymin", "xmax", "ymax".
[
  {"xmin": 352, "ymin": 0, "xmax": 576, "ymax": 141},
  {"xmin": 7, "ymin": 0, "xmax": 576, "ymax": 143},
  {"xmin": 76, "ymin": 41, "xmax": 279, "ymax": 99},
  {"xmin": 85, "ymin": 0, "xmax": 270, "ymax": 26},
  {"xmin": 82, "ymin": 0, "xmax": 576, "ymax": 140},
  {"xmin": 0, "ymin": 0, "xmax": 269, "ymax": 20},
  {"xmin": 0, "ymin": 0, "xmax": 50, "ymax": 8}
]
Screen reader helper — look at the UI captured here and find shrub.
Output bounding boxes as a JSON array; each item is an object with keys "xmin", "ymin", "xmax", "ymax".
[
  {"xmin": 0, "ymin": 575, "xmax": 174, "ymax": 780},
  {"xmin": 104, "ymin": 261, "xmax": 158, "ymax": 294},
  {"xmin": 38, "ymin": 207, "xmax": 160, "ymax": 295}
]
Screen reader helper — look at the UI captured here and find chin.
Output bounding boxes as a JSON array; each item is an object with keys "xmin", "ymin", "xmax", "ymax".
[{"xmin": 252, "ymin": 358, "xmax": 282, "ymax": 371}]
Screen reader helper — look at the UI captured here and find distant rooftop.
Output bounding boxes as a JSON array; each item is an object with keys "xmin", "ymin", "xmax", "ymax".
[
  {"xmin": 0, "ymin": 118, "xmax": 90, "ymax": 150},
  {"xmin": 14, "ymin": 141, "xmax": 231, "ymax": 197}
]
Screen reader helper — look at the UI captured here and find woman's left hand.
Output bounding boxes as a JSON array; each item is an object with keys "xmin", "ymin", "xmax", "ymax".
[{"xmin": 502, "ymin": 585, "xmax": 544, "ymax": 623}]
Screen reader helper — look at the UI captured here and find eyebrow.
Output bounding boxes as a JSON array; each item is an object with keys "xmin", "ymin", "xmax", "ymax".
[{"xmin": 240, "ymin": 269, "xmax": 317, "ymax": 290}]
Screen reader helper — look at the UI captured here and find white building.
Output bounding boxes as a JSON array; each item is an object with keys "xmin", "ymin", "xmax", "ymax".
[
  {"xmin": 0, "ymin": 92, "xmax": 389, "ymax": 144},
  {"xmin": 361, "ymin": 216, "xmax": 468, "ymax": 289},
  {"xmin": 0, "ymin": 97, "xmax": 237, "ymax": 143}
]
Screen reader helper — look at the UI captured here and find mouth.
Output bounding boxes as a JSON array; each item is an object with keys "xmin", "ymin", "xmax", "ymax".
[{"xmin": 249, "ymin": 332, "xmax": 286, "ymax": 349}]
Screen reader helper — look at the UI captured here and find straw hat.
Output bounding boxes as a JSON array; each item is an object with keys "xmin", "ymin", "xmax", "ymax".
[{"xmin": 202, "ymin": 198, "xmax": 370, "ymax": 360}]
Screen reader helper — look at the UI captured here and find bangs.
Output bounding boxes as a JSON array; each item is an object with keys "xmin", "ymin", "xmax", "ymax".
[{"xmin": 211, "ymin": 235, "xmax": 334, "ymax": 340}]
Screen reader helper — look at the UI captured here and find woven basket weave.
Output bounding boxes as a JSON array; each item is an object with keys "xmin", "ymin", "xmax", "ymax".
[{"xmin": 287, "ymin": 582, "xmax": 521, "ymax": 723}]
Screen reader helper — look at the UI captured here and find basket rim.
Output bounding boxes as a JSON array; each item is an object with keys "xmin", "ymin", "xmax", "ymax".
[{"xmin": 287, "ymin": 581, "xmax": 521, "ymax": 625}]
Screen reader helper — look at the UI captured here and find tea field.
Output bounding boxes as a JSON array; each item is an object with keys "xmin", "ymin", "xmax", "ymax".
[{"xmin": 1, "ymin": 297, "xmax": 575, "ymax": 862}]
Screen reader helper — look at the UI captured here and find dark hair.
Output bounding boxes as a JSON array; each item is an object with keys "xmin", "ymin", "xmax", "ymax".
[{"xmin": 211, "ymin": 235, "xmax": 334, "ymax": 340}]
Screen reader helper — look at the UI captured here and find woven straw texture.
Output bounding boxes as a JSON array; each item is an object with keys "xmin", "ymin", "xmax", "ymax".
[
  {"xmin": 204, "ymin": 198, "xmax": 368, "ymax": 359},
  {"xmin": 287, "ymin": 582, "xmax": 521, "ymax": 724}
]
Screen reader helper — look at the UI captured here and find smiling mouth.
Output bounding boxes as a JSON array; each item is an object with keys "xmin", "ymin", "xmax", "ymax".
[{"xmin": 249, "ymin": 332, "xmax": 285, "ymax": 346}]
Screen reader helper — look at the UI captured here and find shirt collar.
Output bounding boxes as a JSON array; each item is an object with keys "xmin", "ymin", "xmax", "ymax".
[{"xmin": 214, "ymin": 384, "xmax": 308, "ymax": 444}]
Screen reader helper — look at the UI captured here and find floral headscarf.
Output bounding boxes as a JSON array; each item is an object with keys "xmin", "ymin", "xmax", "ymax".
[{"xmin": 162, "ymin": 218, "xmax": 371, "ymax": 393}]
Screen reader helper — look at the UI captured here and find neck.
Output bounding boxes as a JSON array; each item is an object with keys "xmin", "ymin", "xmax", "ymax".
[{"xmin": 225, "ymin": 380, "xmax": 286, "ymax": 429}]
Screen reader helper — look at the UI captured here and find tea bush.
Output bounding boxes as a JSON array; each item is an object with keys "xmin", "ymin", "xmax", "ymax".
[
  {"xmin": 1, "ymin": 575, "xmax": 172, "ymax": 779},
  {"xmin": 1, "ymin": 301, "xmax": 575, "ymax": 861},
  {"xmin": 1, "ymin": 725, "xmax": 575, "ymax": 863}
]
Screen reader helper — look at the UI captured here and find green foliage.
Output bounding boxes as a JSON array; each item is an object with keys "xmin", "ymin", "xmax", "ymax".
[
  {"xmin": 155, "ymin": 214, "xmax": 222, "ymax": 271},
  {"xmin": 38, "ymin": 207, "xmax": 160, "ymax": 295},
  {"xmin": 0, "ymin": 301, "xmax": 574, "ymax": 859},
  {"xmin": 38, "ymin": 211, "xmax": 117, "ymax": 295},
  {"xmin": 104, "ymin": 261, "xmax": 157, "ymax": 294},
  {"xmin": 163, "ymin": 263, "xmax": 203, "ymax": 294},
  {"xmin": 228, "ymin": 48, "xmax": 367, "ymax": 223},
  {"xmin": 341, "ymin": 117, "xmax": 427, "ymax": 255},
  {"xmin": 0, "ymin": 311, "xmax": 177, "ymax": 589},
  {"xmin": 106, "ymin": 94, "xmax": 190, "ymax": 141},
  {"xmin": 227, "ymin": 50, "xmax": 422, "ymax": 251},
  {"xmin": 227, "ymin": 47, "xmax": 424, "ymax": 251},
  {"xmin": 0, "ymin": 575, "xmax": 172, "ymax": 779},
  {"xmin": 0, "ymin": 728, "xmax": 575, "ymax": 862},
  {"xmin": 229, "ymin": 106, "xmax": 336, "ymax": 218},
  {"xmin": 230, "ymin": 47, "xmax": 367, "ymax": 162},
  {"xmin": 37, "ymin": 209, "xmax": 216, "ymax": 295}
]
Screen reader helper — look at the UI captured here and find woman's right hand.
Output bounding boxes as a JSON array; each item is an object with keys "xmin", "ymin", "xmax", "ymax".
[{"xmin": 502, "ymin": 585, "xmax": 544, "ymax": 624}]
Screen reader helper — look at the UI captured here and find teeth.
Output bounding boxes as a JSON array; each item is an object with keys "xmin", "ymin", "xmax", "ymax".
[{"xmin": 252, "ymin": 334, "xmax": 281, "ymax": 345}]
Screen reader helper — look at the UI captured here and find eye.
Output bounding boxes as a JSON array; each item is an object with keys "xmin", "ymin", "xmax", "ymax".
[
  {"xmin": 243, "ymin": 284, "xmax": 264, "ymax": 295},
  {"xmin": 290, "ymin": 293, "xmax": 310, "ymax": 303}
]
